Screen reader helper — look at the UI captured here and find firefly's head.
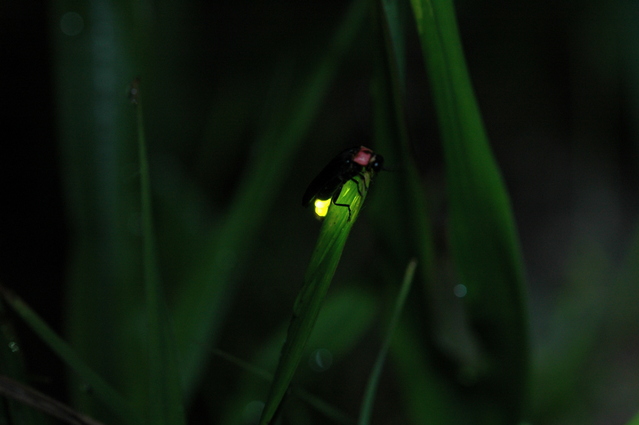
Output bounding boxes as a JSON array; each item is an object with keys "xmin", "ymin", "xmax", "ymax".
[{"xmin": 353, "ymin": 146, "xmax": 384, "ymax": 174}]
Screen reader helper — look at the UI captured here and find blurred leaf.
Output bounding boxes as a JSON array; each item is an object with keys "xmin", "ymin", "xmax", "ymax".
[
  {"xmin": 379, "ymin": 0, "xmax": 408, "ymax": 88},
  {"xmin": 54, "ymin": 0, "xmax": 146, "ymax": 415},
  {"xmin": 409, "ymin": 0, "xmax": 530, "ymax": 422},
  {"xmin": 532, "ymin": 223, "xmax": 639, "ymax": 422},
  {"xmin": 135, "ymin": 86, "xmax": 186, "ymax": 425},
  {"xmin": 531, "ymin": 243, "xmax": 609, "ymax": 421}
]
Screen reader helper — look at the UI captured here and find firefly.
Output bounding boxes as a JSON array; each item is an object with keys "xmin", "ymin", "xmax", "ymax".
[{"xmin": 302, "ymin": 146, "xmax": 384, "ymax": 220}]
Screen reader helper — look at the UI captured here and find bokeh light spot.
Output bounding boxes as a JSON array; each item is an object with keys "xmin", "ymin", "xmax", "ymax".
[
  {"xmin": 453, "ymin": 284, "xmax": 467, "ymax": 298},
  {"xmin": 308, "ymin": 348, "xmax": 333, "ymax": 372},
  {"xmin": 60, "ymin": 12, "xmax": 84, "ymax": 36}
]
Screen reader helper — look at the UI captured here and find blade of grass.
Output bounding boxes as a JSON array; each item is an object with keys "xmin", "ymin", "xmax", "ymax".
[
  {"xmin": 173, "ymin": 0, "xmax": 370, "ymax": 398},
  {"xmin": 377, "ymin": 0, "xmax": 432, "ymax": 283},
  {"xmin": 53, "ymin": 1, "xmax": 145, "ymax": 414},
  {"xmin": 409, "ymin": 0, "xmax": 530, "ymax": 422},
  {"xmin": 358, "ymin": 258, "xmax": 417, "ymax": 425},
  {"xmin": 133, "ymin": 81, "xmax": 186, "ymax": 425},
  {"xmin": 0, "ymin": 287, "xmax": 142, "ymax": 424},
  {"xmin": 373, "ymin": 0, "xmax": 437, "ymax": 313},
  {"xmin": 379, "ymin": 0, "xmax": 408, "ymax": 89},
  {"xmin": 0, "ymin": 298, "xmax": 45, "ymax": 425},
  {"xmin": 259, "ymin": 176, "xmax": 374, "ymax": 425},
  {"xmin": 0, "ymin": 375, "xmax": 104, "ymax": 425}
]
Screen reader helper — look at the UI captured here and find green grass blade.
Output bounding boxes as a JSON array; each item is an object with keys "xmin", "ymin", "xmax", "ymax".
[
  {"xmin": 259, "ymin": 177, "xmax": 374, "ymax": 425},
  {"xmin": 172, "ymin": 0, "xmax": 370, "ymax": 398},
  {"xmin": 379, "ymin": 0, "xmax": 408, "ymax": 87},
  {"xmin": 0, "ymin": 298, "xmax": 45, "ymax": 424},
  {"xmin": 0, "ymin": 288, "xmax": 142, "ymax": 424},
  {"xmin": 372, "ymin": 0, "xmax": 436, "ymax": 301},
  {"xmin": 358, "ymin": 259, "xmax": 417, "ymax": 425},
  {"xmin": 0, "ymin": 375, "xmax": 104, "ymax": 425},
  {"xmin": 409, "ymin": 0, "xmax": 530, "ymax": 422},
  {"xmin": 134, "ymin": 84, "xmax": 186, "ymax": 425},
  {"xmin": 53, "ymin": 1, "xmax": 144, "ymax": 415}
]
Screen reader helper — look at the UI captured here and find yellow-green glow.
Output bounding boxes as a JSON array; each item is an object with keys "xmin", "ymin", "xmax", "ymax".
[{"xmin": 314, "ymin": 198, "xmax": 331, "ymax": 217}]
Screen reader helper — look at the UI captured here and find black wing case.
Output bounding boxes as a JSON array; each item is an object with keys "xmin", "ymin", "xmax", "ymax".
[{"xmin": 302, "ymin": 147, "xmax": 360, "ymax": 207}]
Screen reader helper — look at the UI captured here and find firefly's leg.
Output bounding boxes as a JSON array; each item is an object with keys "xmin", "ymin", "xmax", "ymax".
[
  {"xmin": 331, "ymin": 185, "xmax": 353, "ymax": 221},
  {"xmin": 349, "ymin": 174, "xmax": 368, "ymax": 198}
]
